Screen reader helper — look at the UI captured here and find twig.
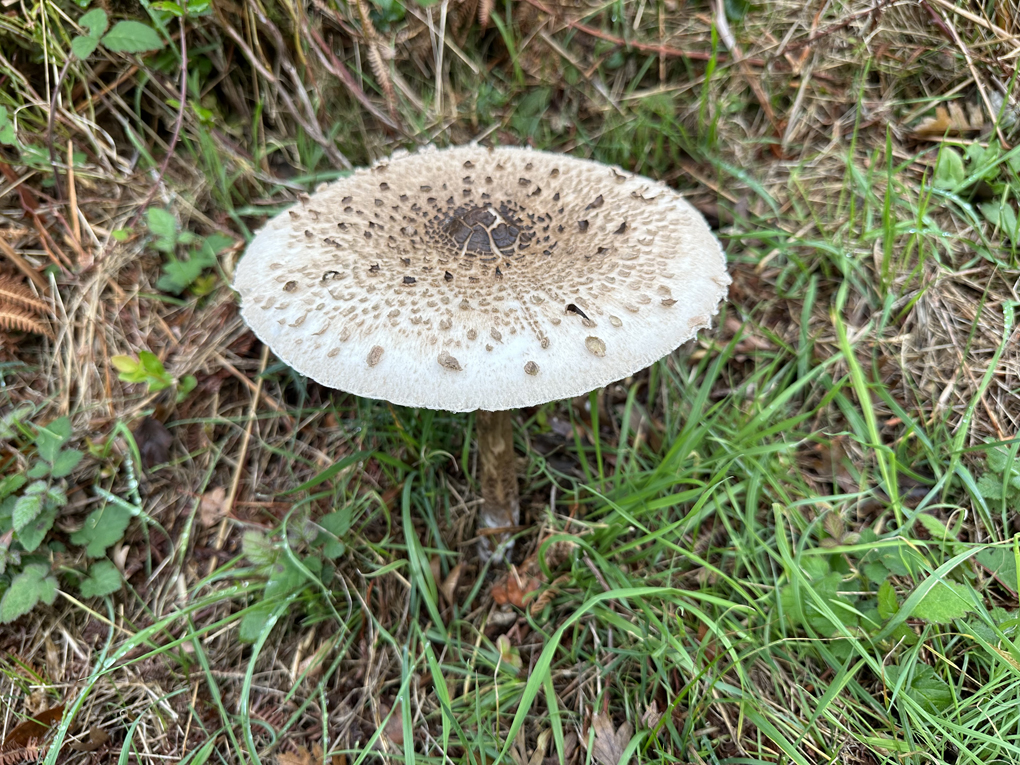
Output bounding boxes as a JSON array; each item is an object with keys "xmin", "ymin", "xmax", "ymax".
[
  {"xmin": 127, "ymin": 15, "xmax": 188, "ymax": 231},
  {"xmin": 0, "ymin": 236, "xmax": 48, "ymax": 293}
]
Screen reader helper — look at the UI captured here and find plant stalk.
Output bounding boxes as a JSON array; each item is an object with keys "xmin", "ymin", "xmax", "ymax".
[{"xmin": 475, "ymin": 409, "xmax": 520, "ymax": 561}]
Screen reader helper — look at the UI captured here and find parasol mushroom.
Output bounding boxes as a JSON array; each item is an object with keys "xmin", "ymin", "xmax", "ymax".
[{"xmin": 233, "ymin": 144, "xmax": 730, "ymax": 560}]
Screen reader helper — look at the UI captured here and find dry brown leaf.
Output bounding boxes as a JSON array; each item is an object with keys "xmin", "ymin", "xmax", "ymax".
[
  {"xmin": 68, "ymin": 726, "xmax": 110, "ymax": 752},
  {"xmin": 134, "ymin": 416, "xmax": 173, "ymax": 469},
  {"xmin": 429, "ymin": 555, "xmax": 442, "ymax": 593},
  {"xmin": 278, "ymin": 748, "xmax": 313, "ymax": 765},
  {"xmin": 440, "ymin": 562, "xmax": 465, "ymax": 606},
  {"xmin": 493, "ymin": 537, "xmax": 576, "ymax": 609},
  {"xmin": 381, "ymin": 701, "xmax": 404, "ymax": 748},
  {"xmin": 1, "ymin": 705, "xmax": 64, "ymax": 751},
  {"xmin": 913, "ymin": 102, "xmax": 985, "ymax": 136},
  {"xmin": 491, "ymin": 565, "xmax": 542, "ymax": 608},
  {"xmin": 199, "ymin": 486, "xmax": 228, "ymax": 528},
  {"xmin": 588, "ymin": 712, "xmax": 633, "ymax": 765}
]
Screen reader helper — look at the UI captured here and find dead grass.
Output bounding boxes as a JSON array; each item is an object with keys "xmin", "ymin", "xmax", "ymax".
[{"xmin": 3, "ymin": 0, "xmax": 1020, "ymax": 763}]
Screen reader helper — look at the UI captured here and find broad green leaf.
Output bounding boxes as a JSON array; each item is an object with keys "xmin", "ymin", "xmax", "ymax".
[
  {"xmin": 0, "ymin": 107, "xmax": 16, "ymax": 146},
  {"xmin": 1000, "ymin": 203, "xmax": 1019, "ymax": 245},
  {"xmin": 101, "ymin": 20, "xmax": 164, "ymax": 53},
  {"xmin": 317, "ymin": 509, "xmax": 351, "ymax": 559},
  {"xmin": 888, "ymin": 622, "xmax": 918, "ymax": 647},
  {"xmin": 46, "ymin": 417, "xmax": 72, "ymax": 442},
  {"xmin": 976, "ymin": 546, "xmax": 1018, "ymax": 593},
  {"xmin": 986, "ymin": 446, "xmax": 1010, "ymax": 474},
  {"xmin": 138, "ymin": 350, "xmax": 167, "ymax": 378},
  {"xmin": 35, "ymin": 417, "xmax": 72, "ymax": 462},
  {"xmin": 71, "ymin": 503, "xmax": 132, "ymax": 557},
  {"xmin": 980, "ymin": 202, "xmax": 1019, "ymax": 245},
  {"xmin": 111, "ymin": 355, "xmax": 140, "ymax": 374},
  {"xmin": 934, "ymin": 146, "xmax": 965, "ymax": 188},
  {"xmin": 151, "ymin": 1, "xmax": 185, "ymax": 16},
  {"xmin": 45, "ymin": 485, "xmax": 67, "ymax": 508},
  {"xmin": 26, "ymin": 462, "xmax": 49, "ymax": 479},
  {"xmin": 50, "ymin": 449, "xmax": 84, "ymax": 478},
  {"xmin": 885, "ymin": 664, "xmax": 953, "ymax": 713},
  {"xmin": 12, "ymin": 482, "xmax": 46, "ymax": 532},
  {"xmin": 877, "ymin": 581, "xmax": 899, "ymax": 621},
  {"xmin": 197, "ymin": 232, "xmax": 233, "ymax": 263},
  {"xmin": 239, "ymin": 602, "xmax": 274, "ymax": 643},
  {"xmin": 242, "ymin": 530, "xmax": 276, "ymax": 568},
  {"xmin": 78, "ymin": 8, "xmax": 109, "ymax": 37},
  {"xmin": 0, "ymin": 495, "xmax": 14, "ymax": 530},
  {"xmin": 916, "ymin": 513, "xmax": 956, "ymax": 541},
  {"xmin": 977, "ymin": 471, "xmax": 1004, "ymax": 499},
  {"xmin": 146, "ymin": 207, "xmax": 177, "ymax": 246},
  {"xmin": 71, "ymin": 36, "xmax": 100, "ymax": 59},
  {"xmin": 177, "ymin": 375, "xmax": 197, "ymax": 398},
  {"xmin": 801, "ymin": 556, "xmax": 830, "ymax": 580},
  {"xmin": 264, "ymin": 557, "xmax": 307, "ymax": 599},
  {"xmin": 0, "ymin": 474, "xmax": 26, "ymax": 501},
  {"xmin": 16, "ymin": 507, "xmax": 57, "ymax": 552},
  {"xmin": 157, "ymin": 257, "xmax": 205, "ymax": 294},
  {"xmin": 0, "ymin": 564, "xmax": 57, "ymax": 622},
  {"xmin": 862, "ymin": 561, "xmax": 890, "ymax": 584},
  {"xmin": 910, "ymin": 580, "xmax": 973, "ymax": 624},
  {"xmin": 79, "ymin": 560, "xmax": 122, "ymax": 598}
]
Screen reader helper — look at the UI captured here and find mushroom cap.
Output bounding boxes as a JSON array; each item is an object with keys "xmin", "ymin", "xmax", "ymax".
[{"xmin": 234, "ymin": 145, "xmax": 730, "ymax": 412}]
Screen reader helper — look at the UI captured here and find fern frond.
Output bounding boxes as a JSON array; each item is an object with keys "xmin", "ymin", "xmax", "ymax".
[
  {"xmin": 479, "ymin": 0, "xmax": 494, "ymax": 28},
  {"xmin": 0, "ymin": 306, "xmax": 53, "ymax": 339},
  {"xmin": 366, "ymin": 43, "xmax": 397, "ymax": 114},
  {"xmin": 0, "ymin": 275, "xmax": 48, "ymax": 315}
]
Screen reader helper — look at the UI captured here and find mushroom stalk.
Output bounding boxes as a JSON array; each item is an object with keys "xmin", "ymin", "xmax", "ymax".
[{"xmin": 475, "ymin": 409, "xmax": 520, "ymax": 561}]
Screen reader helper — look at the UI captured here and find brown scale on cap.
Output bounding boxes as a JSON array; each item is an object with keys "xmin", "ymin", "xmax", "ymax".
[{"xmin": 235, "ymin": 145, "xmax": 730, "ymax": 412}]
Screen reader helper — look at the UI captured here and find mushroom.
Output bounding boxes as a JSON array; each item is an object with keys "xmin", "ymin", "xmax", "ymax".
[{"xmin": 233, "ymin": 145, "xmax": 730, "ymax": 560}]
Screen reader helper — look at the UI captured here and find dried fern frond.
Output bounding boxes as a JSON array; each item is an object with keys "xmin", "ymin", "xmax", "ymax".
[
  {"xmin": 0, "ymin": 306, "xmax": 53, "ymax": 339},
  {"xmin": 352, "ymin": 0, "xmax": 397, "ymax": 116},
  {"xmin": 0, "ymin": 274, "xmax": 49, "ymax": 315},
  {"xmin": 479, "ymin": 0, "xmax": 494, "ymax": 28}
]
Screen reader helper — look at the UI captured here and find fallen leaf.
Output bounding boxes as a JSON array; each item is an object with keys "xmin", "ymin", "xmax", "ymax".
[
  {"xmin": 440, "ymin": 562, "xmax": 465, "ymax": 607},
  {"xmin": 278, "ymin": 747, "xmax": 313, "ymax": 765},
  {"xmin": 587, "ymin": 712, "xmax": 633, "ymax": 765},
  {"xmin": 380, "ymin": 701, "xmax": 403, "ymax": 748},
  {"xmin": 68, "ymin": 726, "xmax": 110, "ymax": 752},
  {"xmin": 134, "ymin": 416, "xmax": 172, "ymax": 469},
  {"xmin": 429, "ymin": 555, "xmax": 442, "ymax": 592},
  {"xmin": 640, "ymin": 701, "xmax": 663, "ymax": 730},
  {"xmin": 491, "ymin": 565, "xmax": 543, "ymax": 608},
  {"xmin": 2, "ymin": 705, "xmax": 64, "ymax": 751},
  {"xmin": 496, "ymin": 634, "xmax": 523, "ymax": 673},
  {"xmin": 44, "ymin": 636, "xmax": 62, "ymax": 683},
  {"xmin": 199, "ymin": 486, "xmax": 228, "ymax": 528},
  {"xmin": 914, "ymin": 102, "xmax": 984, "ymax": 136}
]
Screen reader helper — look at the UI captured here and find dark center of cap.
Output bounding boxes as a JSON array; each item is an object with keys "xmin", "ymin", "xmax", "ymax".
[{"xmin": 428, "ymin": 202, "xmax": 537, "ymax": 262}]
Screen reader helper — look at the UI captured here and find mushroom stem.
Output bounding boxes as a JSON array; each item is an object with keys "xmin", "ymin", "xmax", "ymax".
[{"xmin": 475, "ymin": 409, "xmax": 520, "ymax": 561}]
